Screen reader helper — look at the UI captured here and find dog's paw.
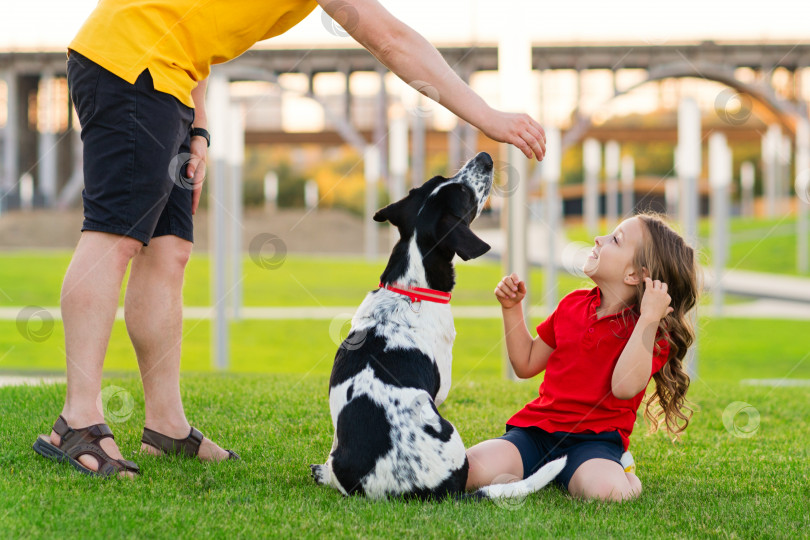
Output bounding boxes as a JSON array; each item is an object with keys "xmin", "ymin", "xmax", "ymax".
[{"xmin": 310, "ymin": 464, "xmax": 328, "ymax": 485}]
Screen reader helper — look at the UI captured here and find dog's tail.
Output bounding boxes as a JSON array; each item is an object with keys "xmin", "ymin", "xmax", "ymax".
[{"xmin": 467, "ymin": 455, "xmax": 567, "ymax": 501}]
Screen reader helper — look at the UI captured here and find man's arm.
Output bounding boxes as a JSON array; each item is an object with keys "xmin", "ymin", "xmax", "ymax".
[
  {"xmin": 190, "ymin": 78, "xmax": 208, "ymax": 130},
  {"xmin": 317, "ymin": 0, "xmax": 546, "ymax": 161},
  {"xmin": 187, "ymin": 78, "xmax": 208, "ymax": 215}
]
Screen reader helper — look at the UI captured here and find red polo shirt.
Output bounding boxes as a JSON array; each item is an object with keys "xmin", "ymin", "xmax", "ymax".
[{"xmin": 507, "ymin": 287, "xmax": 670, "ymax": 450}]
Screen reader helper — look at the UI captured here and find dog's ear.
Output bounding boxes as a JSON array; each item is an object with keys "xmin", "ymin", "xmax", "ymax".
[
  {"xmin": 373, "ymin": 198, "xmax": 409, "ymax": 226},
  {"xmin": 437, "ymin": 213, "xmax": 491, "ymax": 261}
]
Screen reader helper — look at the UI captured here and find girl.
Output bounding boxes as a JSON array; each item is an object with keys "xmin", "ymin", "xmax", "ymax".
[{"xmin": 466, "ymin": 214, "xmax": 698, "ymax": 501}]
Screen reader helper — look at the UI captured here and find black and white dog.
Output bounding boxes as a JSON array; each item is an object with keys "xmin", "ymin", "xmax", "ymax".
[{"xmin": 311, "ymin": 152, "xmax": 565, "ymax": 500}]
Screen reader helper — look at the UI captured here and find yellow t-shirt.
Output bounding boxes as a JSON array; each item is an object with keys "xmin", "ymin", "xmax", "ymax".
[{"xmin": 69, "ymin": 0, "xmax": 318, "ymax": 108}]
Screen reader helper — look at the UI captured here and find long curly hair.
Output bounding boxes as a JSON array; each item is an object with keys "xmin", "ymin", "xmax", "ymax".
[{"xmin": 631, "ymin": 214, "xmax": 699, "ymax": 439}]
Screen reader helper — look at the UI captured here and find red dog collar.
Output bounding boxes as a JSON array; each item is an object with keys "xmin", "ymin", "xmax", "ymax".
[{"xmin": 378, "ymin": 282, "xmax": 451, "ymax": 304}]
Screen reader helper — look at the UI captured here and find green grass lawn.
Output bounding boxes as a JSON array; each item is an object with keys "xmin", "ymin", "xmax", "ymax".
[
  {"xmin": 0, "ymin": 252, "xmax": 589, "ymax": 308},
  {"xmin": 2, "ymin": 317, "xmax": 810, "ymax": 382},
  {"xmin": 566, "ymin": 215, "xmax": 810, "ymax": 276},
  {"xmin": 2, "ymin": 374, "xmax": 808, "ymax": 538},
  {"xmin": 1, "ymin": 253, "xmax": 809, "ymax": 538}
]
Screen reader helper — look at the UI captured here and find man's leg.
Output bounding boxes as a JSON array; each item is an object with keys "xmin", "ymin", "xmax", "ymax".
[
  {"xmin": 124, "ymin": 235, "xmax": 229, "ymax": 461},
  {"xmin": 52, "ymin": 231, "xmax": 143, "ymax": 476}
]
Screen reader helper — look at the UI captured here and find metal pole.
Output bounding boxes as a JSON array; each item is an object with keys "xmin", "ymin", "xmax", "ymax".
[
  {"xmin": 709, "ymin": 132, "xmax": 731, "ymax": 317},
  {"xmin": 1, "ymin": 69, "xmax": 19, "ymax": 214},
  {"xmin": 463, "ymin": 120, "xmax": 478, "ymax": 157},
  {"xmin": 448, "ymin": 119, "xmax": 461, "ymax": 172},
  {"xmin": 499, "ymin": 16, "xmax": 531, "ymax": 381},
  {"xmin": 364, "ymin": 145, "xmax": 380, "ymax": 261},
  {"xmin": 740, "ymin": 161, "xmax": 755, "ymax": 218},
  {"xmin": 207, "ymin": 72, "xmax": 229, "ymax": 370},
  {"xmin": 410, "ymin": 97, "xmax": 426, "ymax": 188},
  {"xmin": 37, "ymin": 70, "xmax": 58, "ymax": 207},
  {"xmin": 583, "ymin": 138, "xmax": 601, "ymax": 235},
  {"xmin": 544, "ymin": 127, "xmax": 562, "ymax": 315},
  {"xmin": 762, "ymin": 125, "xmax": 780, "ymax": 218},
  {"xmin": 374, "ymin": 69, "xmax": 388, "ymax": 186},
  {"xmin": 621, "ymin": 155, "xmax": 635, "ymax": 217},
  {"xmin": 605, "ymin": 140, "xmax": 620, "ymax": 227},
  {"xmin": 264, "ymin": 171, "xmax": 278, "ymax": 212},
  {"xmin": 796, "ymin": 118, "xmax": 810, "ymax": 274},
  {"xmin": 676, "ymin": 97, "xmax": 701, "ymax": 378},
  {"xmin": 389, "ymin": 104, "xmax": 408, "ymax": 249},
  {"xmin": 677, "ymin": 97, "xmax": 701, "ymax": 248},
  {"xmin": 228, "ymin": 101, "xmax": 244, "ymax": 320},
  {"xmin": 780, "ymin": 133, "xmax": 792, "ymax": 215}
]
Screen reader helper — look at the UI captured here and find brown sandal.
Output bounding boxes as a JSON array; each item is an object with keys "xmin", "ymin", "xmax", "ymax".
[
  {"xmin": 141, "ymin": 426, "xmax": 239, "ymax": 460},
  {"xmin": 32, "ymin": 415, "xmax": 140, "ymax": 477}
]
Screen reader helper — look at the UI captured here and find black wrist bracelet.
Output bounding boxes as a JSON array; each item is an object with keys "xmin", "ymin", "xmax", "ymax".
[{"xmin": 190, "ymin": 127, "xmax": 210, "ymax": 147}]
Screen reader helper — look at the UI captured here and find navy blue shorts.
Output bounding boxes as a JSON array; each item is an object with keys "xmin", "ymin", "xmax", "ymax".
[
  {"xmin": 498, "ymin": 425, "xmax": 624, "ymax": 490},
  {"xmin": 66, "ymin": 50, "xmax": 195, "ymax": 245}
]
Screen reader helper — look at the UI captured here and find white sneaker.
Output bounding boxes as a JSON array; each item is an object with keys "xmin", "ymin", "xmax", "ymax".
[{"xmin": 620, "ymin": 451, "xmax": 636, "ymax": 474}]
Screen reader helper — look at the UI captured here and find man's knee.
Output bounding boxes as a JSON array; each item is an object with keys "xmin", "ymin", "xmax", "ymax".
[
  {"xmin": 139, "ymin": 236, "xmax": 192, "ymax": 273},
  {"xmin": 95, "ymin": 234, "xmax": 143, "ymax": 269}
]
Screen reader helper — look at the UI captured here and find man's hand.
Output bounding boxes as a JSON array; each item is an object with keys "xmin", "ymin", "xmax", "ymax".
[
  {"xmin": 186, "ymin": 136, "xmax": 207, "ymax": 215},
  {"xmin": 479, "ymin": 110, "xmax": 546, "ymax": 161},
  {"xmin": 639, "ymin": 277, "xmax": 674, "ymax": 321},
  {"xmin": 495, "ymin": 273, "xmax": 527, "ymax": 310}
]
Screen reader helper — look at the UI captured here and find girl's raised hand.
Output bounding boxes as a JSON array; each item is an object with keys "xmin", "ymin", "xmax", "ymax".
[
  {"xmin": 640, "ymin": 277, "xmax": 674, "ymax": 321},
  {"xmin": 495, "ymin": 273, "xmax": 527, "ymax": 309}
]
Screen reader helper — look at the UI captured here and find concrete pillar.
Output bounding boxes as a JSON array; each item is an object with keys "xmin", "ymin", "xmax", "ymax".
[
  {"xmin": 676, "ymin": 97, "xmax": 701, "ymax": 379},
  {"xmin": 740, "ymin": 161, "xmax": 755, "ymax": 217},
  {"xmin": 17, "ymin": 75, "xmax": 39, "ymax": 209},
  {"xmin": 342, "ymin": 67, "xmax": 352, "ymax": 122},
  {"xmin": 605, "ymin": 140, "xmax": 620, "ymax": 226},
  {"xmin": 779, "ymin": 133, "xmax": 792, "ymax": 215},
  {"xmin": 1, "ymin": 69, "xmax": 19, "ymax": 214},
  {"xmin": 264, "ymin": 171, "xmax": 278, "ymax": 212},
  {"xmin": 304, "ymin": 180, "xmax": 318, "ymax": 210},
  {"xmin": 621, "ymin": 155, "xmax": 635, "ymax": 216},
  {"xmin": 37, "ymin": 70, "xmax": 58, "ymax": 206},
  {"xmin": 388, "ymin": 104, "xmax": 408, "ymax": 249},
  {"xmin": 796, "ymin": 117, "xmax": 810, "ymax": 274},
  {"xmin": 665, "ymin": 177, "xmax": 680, "ymax": 217},
  {"xmin": 499, "ymin": 16, "xmax": 531, "ymax": 381},
  {"xmin": 448, "ymin": 119, "xmax": 461, "ymax": 171},
  {"xmin": 709, "ymin": 132, "xmax": 732, "ymax": 316},
  {"xmin": 227, "ymin": 101, "xmax": 245, "ymax": 320},
  {"xmin": 543, "ymin": 127, "xmax": 562, "ymax": 314},
  {"xmin": 463, "ymin": 120, "xmax": 478, "ymax": 158},
  {"xmin": 374, "ymin": 69, "xmax": 388, "ymax": 186},
  {"xmin": 56, "ymin": 122, "xmax": 84, "ymax": 209},
  {"xmin": 207, "ymin": 71, "xmax": 230, "ymax": 369},
  {"xmin": 364, "ymin": 145, "xmax": 381, "ymax": 260},
  {"xmin": 410, "ymin": 98, "xmax": 426, "ymax": 188},
  {"xmin": 20, "ymin": 173, "xmax": 34, "ymax": 210},
  {"xmin": 583, "ymin": 138, "xmax": 601, "ymax": 235},
  {"xmin": 762, "ymin": 125, "xmax": 780, "ymax": 218},
  {"xmin": 677, "ymin": 98, "xmax": 701, "ymax": 248}
]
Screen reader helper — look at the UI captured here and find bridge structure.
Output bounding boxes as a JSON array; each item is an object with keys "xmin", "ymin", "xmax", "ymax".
[
  {"xmin": 2, "ymin": 40, "xmax": 810, "ymax": 375},
  {"xmin": 1, "ymin": 41, "xmax": 809, "ymax": 213}
]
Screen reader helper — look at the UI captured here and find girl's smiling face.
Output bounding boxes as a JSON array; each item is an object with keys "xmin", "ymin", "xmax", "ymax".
[{"xmin": 583, "ymin": 217, "xmax": 646, "ymax": 285}]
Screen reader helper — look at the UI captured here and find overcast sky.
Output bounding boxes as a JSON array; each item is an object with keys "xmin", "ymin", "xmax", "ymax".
[{"xmin": 1, "ymin": 0, "xmax": 808, "ymax": 51}]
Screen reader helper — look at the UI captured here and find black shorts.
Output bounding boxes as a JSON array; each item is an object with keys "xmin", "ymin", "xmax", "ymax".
[
  {"xmin": 67, "ymin": 50, "xmax": 195, "ymax": 245},
  {"xmin": 498, "ymin": 425, "xmax": 624, "ymax": 490}
]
